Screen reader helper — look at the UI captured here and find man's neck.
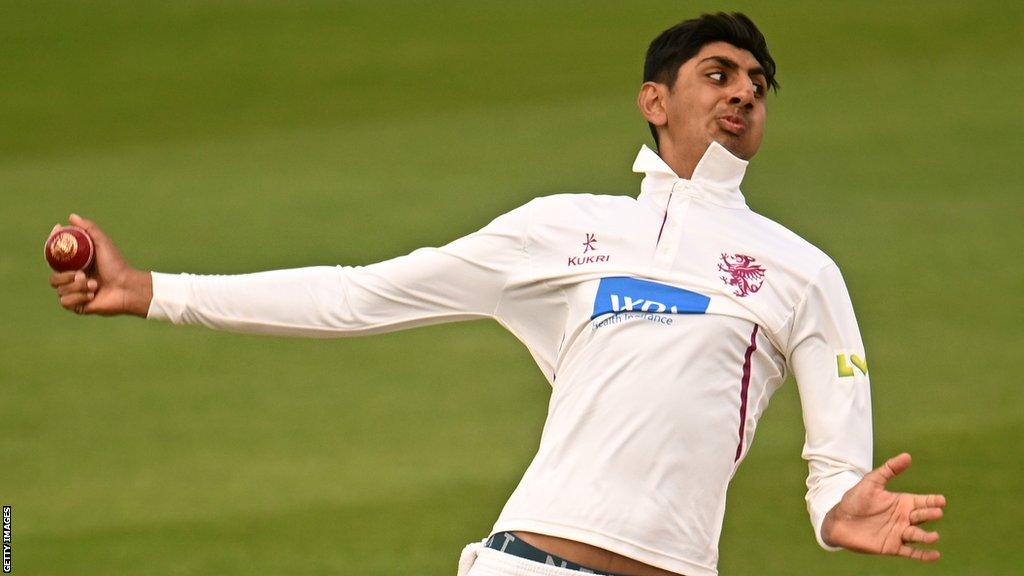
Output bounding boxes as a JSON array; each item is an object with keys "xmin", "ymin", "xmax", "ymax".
[{"xmin": 655, "ymin": 139, "xmax": 707, "ymax": 179}]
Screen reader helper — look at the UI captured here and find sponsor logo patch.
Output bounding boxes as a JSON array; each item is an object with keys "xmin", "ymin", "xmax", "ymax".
[
  {"xmin": 592, "ymin": 276, "xmax": 710, "ymax": 319},
  {"xmin": 568, "ymin": 232, "xmax": 611, "ymax": 266},
  {"xmin": 836, "ymin": 352, "xmax": 868, "ymax": 378},
  {"xmin": 583, "ymin": 232, "xmax": 597, "ymax": 253}
]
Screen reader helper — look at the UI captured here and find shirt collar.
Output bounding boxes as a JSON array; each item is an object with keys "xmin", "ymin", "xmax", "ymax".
[{"xmin": 632, "ymin": 141, "xmax": 749, "ymax": 209}]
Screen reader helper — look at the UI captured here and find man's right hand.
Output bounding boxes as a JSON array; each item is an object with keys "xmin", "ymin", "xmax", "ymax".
[{"xmin": 48, "ymin": 214, "xmax": 153, "ymax": 318}]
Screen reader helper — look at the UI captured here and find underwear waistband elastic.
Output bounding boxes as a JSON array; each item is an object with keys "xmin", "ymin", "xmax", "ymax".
[{"xmin": 485, "ymin": 532, "xmax": 627, "ymax": 576}]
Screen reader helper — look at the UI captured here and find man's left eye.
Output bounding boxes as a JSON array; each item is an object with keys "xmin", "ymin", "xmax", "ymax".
[{"xmin": 753, "ymin": 83, "xmax": 765, "ymax": 96}]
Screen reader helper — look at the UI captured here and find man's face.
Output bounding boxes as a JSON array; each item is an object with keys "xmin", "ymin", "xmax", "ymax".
[{"xmin": 652, "ymin": 41, "xmax": 769, "ymax": 161}]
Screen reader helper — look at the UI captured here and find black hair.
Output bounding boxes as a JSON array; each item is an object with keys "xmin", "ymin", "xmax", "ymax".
[{"xmin": 643, "ymin": 12, "xmax": 779, "ymax": 147}]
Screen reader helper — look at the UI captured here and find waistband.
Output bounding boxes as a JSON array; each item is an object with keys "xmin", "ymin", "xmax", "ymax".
[{"xmin": 486, "ymin": 532, "xmax": 626, "ymax": 576}]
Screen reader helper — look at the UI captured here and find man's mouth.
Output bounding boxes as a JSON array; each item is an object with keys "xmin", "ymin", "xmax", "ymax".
[{"xmin": 717, "ymin": 114, "xmax": 747, "ymax": 136}]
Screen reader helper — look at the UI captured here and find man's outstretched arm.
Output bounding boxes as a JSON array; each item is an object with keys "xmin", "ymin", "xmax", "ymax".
[
  {"xmin": 49, "ymin": 214, "xmax": 153, "ymax": 317},
  {"xmin": 822, "ymin": 453, "xmax": 946, "ymax": 562},
  {"xmin": 47, "ymin": 206, "xmax": 530, "ymax": 338}
]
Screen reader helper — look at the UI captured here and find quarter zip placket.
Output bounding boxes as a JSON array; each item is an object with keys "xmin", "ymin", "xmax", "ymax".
[{"xmin": 652, "ymin": 180, "xmax": 695, "ymax": 271}]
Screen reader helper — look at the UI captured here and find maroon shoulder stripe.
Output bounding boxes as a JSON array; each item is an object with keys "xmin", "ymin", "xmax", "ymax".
[{"xmin": 734, "ymin": 324, "xmax": 759, "ymax": 462}]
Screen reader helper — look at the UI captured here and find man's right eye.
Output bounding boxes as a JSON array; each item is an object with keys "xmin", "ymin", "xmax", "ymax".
[{"xmin": 707, "ymin": 72, "xmax": 725, "ymax": 82}]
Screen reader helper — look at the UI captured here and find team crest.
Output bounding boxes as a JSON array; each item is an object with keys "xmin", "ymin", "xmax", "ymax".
[{"xmin": 718, "ymin": 253, "xmax": 766, "ymax": 297}]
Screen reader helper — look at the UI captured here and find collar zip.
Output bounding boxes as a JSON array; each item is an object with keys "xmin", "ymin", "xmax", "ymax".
[{"xmin": 634, "ymin": 142, "xmax": 750, "ymax": 209}]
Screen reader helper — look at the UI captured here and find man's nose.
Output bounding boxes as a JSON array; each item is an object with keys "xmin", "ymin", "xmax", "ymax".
[{"xmin": 728, "ymin": 80, "xmax": 756, "ymax": 109}]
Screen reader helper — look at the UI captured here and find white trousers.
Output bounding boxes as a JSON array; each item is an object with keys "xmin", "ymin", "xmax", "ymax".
[{"xmin": 458, "ymin": 540, "xmax": 601, "ymax": 576}]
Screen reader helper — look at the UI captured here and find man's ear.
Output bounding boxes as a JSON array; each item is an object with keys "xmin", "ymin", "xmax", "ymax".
[{"xmin": 637, "ymin": 82, "xmax": 668, "ymax": 127}]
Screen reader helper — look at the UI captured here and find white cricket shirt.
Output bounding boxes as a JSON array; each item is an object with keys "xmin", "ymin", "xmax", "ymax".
[{"xmin": 148, "ymin": 142, "xmax": 873, "ymax": 576}]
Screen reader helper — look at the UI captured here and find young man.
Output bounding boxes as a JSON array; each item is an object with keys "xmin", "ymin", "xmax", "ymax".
[{"xmin": 50, "ymin": 13, "xmax": 944, "ymax": 576}]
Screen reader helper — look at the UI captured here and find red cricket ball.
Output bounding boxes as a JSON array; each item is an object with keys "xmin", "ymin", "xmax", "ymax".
[{"xmin": 44, "ymin": 226, "xmax": 95, "ymax": 272}]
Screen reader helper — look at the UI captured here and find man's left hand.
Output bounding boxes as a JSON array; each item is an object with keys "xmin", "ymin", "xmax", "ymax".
[{"xmin": 821, "ymin": 453, "xmax": 946, "ymax": 561}]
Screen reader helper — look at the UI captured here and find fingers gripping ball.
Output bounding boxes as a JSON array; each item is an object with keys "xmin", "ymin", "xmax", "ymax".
[{"xmin": 44, "ymin": 226, "xmax": 95, "ymax": 272}]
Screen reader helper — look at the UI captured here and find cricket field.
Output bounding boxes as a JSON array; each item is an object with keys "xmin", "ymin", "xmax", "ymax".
[{"xmin": 1, "ymin": 1, "xmax": 1021, "ymax": 574}]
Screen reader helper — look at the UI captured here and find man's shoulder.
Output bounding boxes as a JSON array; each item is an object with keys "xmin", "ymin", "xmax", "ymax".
[
  {"xmin": 739, "ymin": 207, "xmax": 839, "ymax": 271},
  {"xmin": 526, "ymin": 192, "xmax": 638, "ymax": 210},
  {"xmin": 514, "ymin": 192, "xmax": 641, "ymax": 224}
]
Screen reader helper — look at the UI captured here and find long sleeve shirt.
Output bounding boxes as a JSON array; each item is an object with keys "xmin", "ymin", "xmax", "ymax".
[{"xmin": 148, "ymin": 141, "xmax": 873, "ymax": 576}]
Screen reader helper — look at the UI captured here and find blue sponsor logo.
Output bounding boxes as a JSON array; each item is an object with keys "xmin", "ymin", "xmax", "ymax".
[{"xmin": 591, "ymin": 276, "xmax": 710, "ymax": 319}]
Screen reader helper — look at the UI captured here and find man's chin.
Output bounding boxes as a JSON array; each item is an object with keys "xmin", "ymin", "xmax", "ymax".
[{"xmin": 712, "ymin": 137, "xmax": 756, "ymax": 161}]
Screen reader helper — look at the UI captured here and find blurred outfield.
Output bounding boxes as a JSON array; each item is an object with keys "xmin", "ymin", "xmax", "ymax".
[{"xmin": 2, "ymin": 1, "xmax": 1022, "ymax": 574}]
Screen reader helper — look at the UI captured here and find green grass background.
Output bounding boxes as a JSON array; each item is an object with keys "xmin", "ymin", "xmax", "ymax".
[{"xmin": 2, "ymin": 1, "xmax": 1022, "ymax": 574}]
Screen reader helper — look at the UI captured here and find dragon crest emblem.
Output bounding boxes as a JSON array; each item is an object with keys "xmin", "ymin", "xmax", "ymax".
[{"xmin": 718, "ymin": 253, "xmax": 766, "ymax": 297}]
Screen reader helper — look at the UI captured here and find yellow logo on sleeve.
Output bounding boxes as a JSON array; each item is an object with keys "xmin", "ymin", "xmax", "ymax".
[{"xmin": 836, "ymin": 353, "xmax": 868, "ymax": 377}]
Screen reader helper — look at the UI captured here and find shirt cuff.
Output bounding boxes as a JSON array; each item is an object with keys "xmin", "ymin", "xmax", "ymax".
[
  {"xmin": 146, "ymin": 272, "xmax": 190, "ymax": 322},
  {"xmin": 808, "ymin": 470, "xmax": 862, "ymax": 551}
]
